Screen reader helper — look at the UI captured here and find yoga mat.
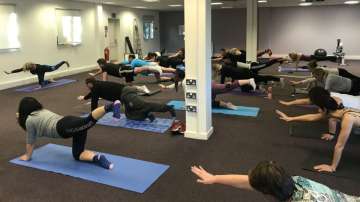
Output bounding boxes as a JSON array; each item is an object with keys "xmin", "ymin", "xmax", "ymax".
[
  {"xmin": 302, "ymin": 151, "xmax": 360, "ymax": 181},
  {"xmin": 10, "ymin": 144, "xmax": 169, "ymax": 193},
  {"xmin": 168, "ymin": 100, "xmax": 259, "ymax": 117},
  {"xmin": 15, "ymin": 79, "xmax": 76, "ymax": 92},
  {"xmin": 230, "ymin": 89, "xmax": 267, "ymax": 97},
  {"xmin": 95, "ymin": 113, "xmax": 174, "ymax": 134},
  {"xmin": 278, "ymin": 66, "xmax": 310, "ymax": 72}
]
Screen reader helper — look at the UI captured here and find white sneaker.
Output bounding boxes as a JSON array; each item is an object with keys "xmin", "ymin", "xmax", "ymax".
[
  {"xmin": 249, "ymin": 78, "xmax": 257, "ymax": 90},
  {"xmin": 139, "ymin": 85, "xmax": 150, "ymax": 94}
]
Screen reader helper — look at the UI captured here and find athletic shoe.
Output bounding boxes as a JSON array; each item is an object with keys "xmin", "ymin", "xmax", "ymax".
[
  {"xmin": 94, "ymin": 154, "xmax": 114, "ymax": 170},
  {"xmin": 139, "ymin": 85, "xmax": 150, "ymax": 94},
  {"xmin": 249, "ymin": 78, "xmax": 257, "ymax": 91},
  {"xmin": 113, "ymin": 100, "xmax": 121, "ymax": 119},
  {"xmin": 148, "ymin": 114, "xmax": 156, "ymax": 122}
]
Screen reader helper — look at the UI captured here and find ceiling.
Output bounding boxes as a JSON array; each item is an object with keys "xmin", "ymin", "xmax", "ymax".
[{"xmin": 73, "ymin": 0, "xmax": 360, "ymax": 10}]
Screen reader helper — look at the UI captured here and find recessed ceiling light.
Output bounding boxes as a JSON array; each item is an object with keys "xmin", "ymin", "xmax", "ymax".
[
  {"xmin": 258, "ymin": 0, "xmax": 267, "ymax": 3},
  {"xmin": 299, "ymin": 2, "xmax": 312, "ymax": 6},
  {"xmin": 134, "ymin": 6, "xmax": 147, "ymax": 9},
  {"xmin": 104, "ymin": 1, "xmax": 116, "ymax": 4},
  {"xmin": 344, "ymin": 0, "xmax": 359, "ymax": 4},
  {"xmin": 221, "ymin": 6, "xmax": 233, "ymax": 8},
  {"xmin": 211, "ymin": 2, "xmax": 224, "ymax": 5},
  {"xmin": 168, "ymin": 4, "xmax": 183, "ymax": 7},
  {"xmin": 142, "ymin": 0, "xmax": 159, "ymax": 2}
]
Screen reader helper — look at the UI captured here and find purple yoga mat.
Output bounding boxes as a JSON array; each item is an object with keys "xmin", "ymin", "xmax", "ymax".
[
  {"xmin": 15, "ymin": 79, "xmax": 76, "ymax": 92},
  {"xmin": 278, "ymin": 67, "xmax": 310, "ymax": 72}
]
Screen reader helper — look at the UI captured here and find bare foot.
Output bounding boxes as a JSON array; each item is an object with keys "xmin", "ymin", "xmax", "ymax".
[
  {"xmin": 226, "ymin": 102, "xmax": 238, "ymax": 110},
  {"xmin": 266, "ymin": 87, "xmax": 273, "ymax": 100}
]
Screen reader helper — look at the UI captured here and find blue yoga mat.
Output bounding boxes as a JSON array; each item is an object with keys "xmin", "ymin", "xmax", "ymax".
[
  {"xmin": 95, "ymin": 112, "xmax": 174, "ymax": 134},
  {"xmin": 15, "ymin": 79, "xmax": 76, "ymax": 92},
  {"xmin": 278, "ymin": 67, "xmax": 310, "ymax": 72},
  {"xmin": 10, "ymin": 144, "xmax": 169, "ymax": 193},
  {"xmin": 168, "ymin": 100, "xmax": 259, "ymax": 117}
]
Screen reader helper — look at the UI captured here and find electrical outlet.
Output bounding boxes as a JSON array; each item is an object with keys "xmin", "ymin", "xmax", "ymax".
[
  {"xmin": 186, "ymin": 105, "xmax": 197, "ymax": 113},
  {"xmin": 186, "ymin": 79, "xmax": 197, "ymax": 86},
  {"xmin": 186, "ymin": 92, "xmax": 197, "ymax": 99}
]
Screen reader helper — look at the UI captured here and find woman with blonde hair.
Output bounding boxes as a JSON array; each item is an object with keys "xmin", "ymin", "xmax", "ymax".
[{"xmin": 5, "ymin": 61, "xmax": 70, "ymax": 88}]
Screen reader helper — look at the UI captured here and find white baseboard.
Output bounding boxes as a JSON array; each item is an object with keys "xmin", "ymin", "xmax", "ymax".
[
  {"xmin": 185, "ymin": 126, "xmax": 214, "ymax": 140},
  {"xmin": 0, "ymin": 64, "xmax": 97, "ymax": 90}
]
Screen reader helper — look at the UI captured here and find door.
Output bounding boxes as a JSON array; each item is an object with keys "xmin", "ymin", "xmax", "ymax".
[{"xmin": 108, "ymin": 18, "xmax": 120, "ymax": 61}]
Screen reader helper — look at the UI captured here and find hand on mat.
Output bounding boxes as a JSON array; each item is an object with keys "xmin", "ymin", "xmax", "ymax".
[
  {"xmin": 77, "ymin": 96, "xmax": 85, "ymax": 101},
  {"xmin": 276, "ymin": 110, "xmax": 292, "ymax": 122},
  {"xmin": 19, "ymin": 154, "xmax": 30, "ymax": 161},
  {"xmin": 191, "ymin": 166, "xmax": 216, "ymax": 185},
  {"xmin": 314, "ymin": 164, "xmax": 335, "ymax": 173},
  {"xmin": 279, "ymin": 100, "xmax": 291, "ymax": 106},
  {"xmin": 321, "ymin": 133, "xmax": 335, "ymax": 141}
]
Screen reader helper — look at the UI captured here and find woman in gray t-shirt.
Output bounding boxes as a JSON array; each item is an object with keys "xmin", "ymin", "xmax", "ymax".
[{"xmin": 17, "ymin": 97, "xmax": 121, "ymax": 169}]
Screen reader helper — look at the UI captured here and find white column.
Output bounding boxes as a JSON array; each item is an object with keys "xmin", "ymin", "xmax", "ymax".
[
  {"xmin": 246, "ymin": 0, "xmax": 258, "ymax": 62},
  {"xmin": 184, "ymin": 0, "xmax": 213, "ymax": 140}
]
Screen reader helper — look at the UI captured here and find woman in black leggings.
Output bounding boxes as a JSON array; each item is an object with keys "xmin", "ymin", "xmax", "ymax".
[
  {"xmin": 17, "ymin": 97, "xmax": 120, "ymax": 169},
  {"xmin": 214, "ymin": 63, "xmax": 282, "ymax": 87},
  {"xmin": 5, "ymin": 61, "xmax": 70, "ymax": 88}
]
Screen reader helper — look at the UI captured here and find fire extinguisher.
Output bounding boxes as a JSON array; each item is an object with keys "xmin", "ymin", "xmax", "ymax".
[{"xmin": 104, "ymin": 47, "xmax": 110, "ymax": 62}]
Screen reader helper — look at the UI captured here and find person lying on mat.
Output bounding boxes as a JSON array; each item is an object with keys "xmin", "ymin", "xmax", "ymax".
[
  {"xmin": 212, "ymin": 48, "xmax": 273, "ymax": 66},
  {"xmin": 289, "ymin": 61, "xmax": 358, "ymax": 88},
  {"xmin": 276, "ymin": 87, "xmax": 360, "ymax": 173},
  {"xmin": 212, "ymin": 63, "xmax": 285, "ymax": 88},
  {"xmin": 16, "ymin": 97, "xmax": 120, "ymax": 169},
  {"xmin": 89, "ymin": 58, "xmax": 135, "ymax": 83},
  {"xmin": 78, "ymin": 77, "xmax": 176, "ymax": 122},
  {"xmin": 286, "ymin": 52, "xmax": 338, "ymax": 68},
  {"xmin": 156, "ymin": 48, "xmax": 185, "ymax": 68},
  {"xmin": 4, "ymin": 61, "xmax": 70, "ymax": 89},
  {"xmin": 160, "ymin": 77, "xmax": 264, "ymax": 109},
  {"xmin": 191, "ymin": 161, "xmax": 359, "ymax": 201}
]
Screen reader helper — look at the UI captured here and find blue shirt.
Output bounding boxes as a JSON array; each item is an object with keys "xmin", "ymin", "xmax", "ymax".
[{"xmin": 130, "ymin": 59, "xmax": 149, "ymax": 68}]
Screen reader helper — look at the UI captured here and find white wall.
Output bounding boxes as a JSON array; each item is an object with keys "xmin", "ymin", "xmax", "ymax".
[
  {"xmin": 0, "ymin": 0, "xmax": 160, "ymax": 90},
  {"xmin": 160, "ymin": 5, "xmax": 360, "ymax": 58},
  {"xmin": 261, "ymin": 5, "xmax": 360, "ymax": 58}
]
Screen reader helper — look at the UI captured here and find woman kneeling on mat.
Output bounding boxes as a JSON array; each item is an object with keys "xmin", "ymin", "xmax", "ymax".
[
  {"xmin": 276, "ymin": 87, "xmax": 360, "ymax": 172},
  {"xmin": 17, "ymin": 97, "xmax": 120, "ymax": 169},
  {"xmin": 191, "ymin": 161, "xmax": 359, "ymax": 201},
  {"xmin": 5, "ymin": 61, "xmax": 70, "ymax": 88}
]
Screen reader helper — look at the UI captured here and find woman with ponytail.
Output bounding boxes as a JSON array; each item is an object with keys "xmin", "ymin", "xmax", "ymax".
[{"xmin": 276, "ymin": 87, "xmax": 360, "ymax": 173}]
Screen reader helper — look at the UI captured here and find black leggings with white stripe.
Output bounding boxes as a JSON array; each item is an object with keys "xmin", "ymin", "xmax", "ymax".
[{"xmin": 56, "ymin": 114, "xmax": 98, "ymax": 160}]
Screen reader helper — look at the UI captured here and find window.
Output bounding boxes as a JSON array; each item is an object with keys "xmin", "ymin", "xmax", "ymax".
[
  {"xmin": 0, "ymin": 4, "xmax": 20, "ymax": 50},
  {"xmin": 143, "ymin": 16, "xmax": 155, "ymax": 40},
  {"xmin": 56, "ymin": 9, "xmax": 82, "ymax": 46}
]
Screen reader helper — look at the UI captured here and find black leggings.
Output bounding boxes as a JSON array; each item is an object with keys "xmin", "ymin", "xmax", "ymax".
[
  {"xmin": 250, "ymin": 58, "xmax": 281, "ymax": 73},
  {"xmin": 220, "ymin": 65, "xmax": 280, "ymax": 84},
  {"xmin": 34, "ymin": 61, "xmax": 67, "ymax": 86},
  {"xmin": 121, "ymin": 87, "xmax": 174, "ymax": 120},
  {"xmin": 56, "ymin": 114, "xmax": 97, "ymax": 160},
  {"xmin": 338, "ymin": 68, "xmax": 360, "ymax": 80}
]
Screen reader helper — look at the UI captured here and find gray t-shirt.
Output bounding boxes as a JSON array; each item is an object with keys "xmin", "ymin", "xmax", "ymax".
[
  {"xmin": 25, "ymin": 109, "xmax": 64, "ymax": 144},
  {"xmin": 325, "ymin": 74, "xmax": 352, "ymax": 93}
]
